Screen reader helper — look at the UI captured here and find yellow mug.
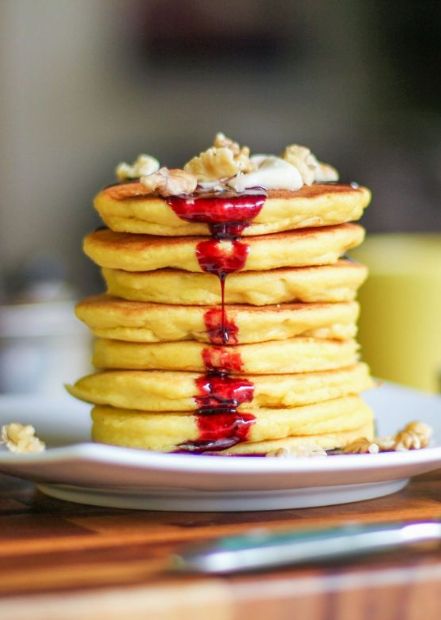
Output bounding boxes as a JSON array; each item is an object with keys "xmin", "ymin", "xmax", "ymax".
[{"xmin": 351, "ymin": 234, "xmax": 441, "ymax": 393}]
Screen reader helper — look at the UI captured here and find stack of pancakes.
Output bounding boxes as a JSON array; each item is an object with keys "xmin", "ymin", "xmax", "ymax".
[{"xmin": 68, "ymin": 164, "xmax": 374, "ymax": 455}]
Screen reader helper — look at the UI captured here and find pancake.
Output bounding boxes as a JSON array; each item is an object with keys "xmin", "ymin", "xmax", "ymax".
[
  {"xmin": 75, "ymin": 296, "xmax": 359, "ymax": 343},
  {"xmin": 84, "ymin": 225, "xmax": 365, "ymax": 273},
  {"xmin": 93, "ymin": 337, "xmax": 359, "ymax": 374},
  {"xmin": 220, "ymin": 421, "xmax": 374, "ymax": 455},
  {"xmin": 91, "ymin": 396, "xmax": 374, "ymax": 453},
  {"xmin": 94, "ymin": 183, "xmax": 371, "ymax": 236},
  {"xmin": 103, "ymin": 260, "xmax": 368, "ymax": 306},
  {"xmin": 67, "ymin": 363, "xmax": 373, "ymax": 411}
]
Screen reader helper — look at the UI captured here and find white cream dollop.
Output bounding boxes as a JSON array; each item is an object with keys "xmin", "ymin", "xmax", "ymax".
[{"xmin": 227, "ymin": 155, "xmax": 303, "ymax": 192}]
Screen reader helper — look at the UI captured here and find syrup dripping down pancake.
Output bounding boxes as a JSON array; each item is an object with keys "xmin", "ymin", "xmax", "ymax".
[
  {"xmin": 84, "ymin": 224, "xmax": 365, "ymax": 273},
  {"xmin": 91, "ymin": 396, "xmax": 374, "ymax": 453},
  {"xmin": 92, "ymin": 337, "xmax": 359, "ymax": 374},
  {"xmin": 76, "ymin": 296, "xmax": 360, "ymax": 344},
  {"xmin": 68, "ymin": 363, "xmax": 373, "ymax": 411},
  {"xmin": 95, "ymin": 183, "xmax": 371, "ymax": 236}
]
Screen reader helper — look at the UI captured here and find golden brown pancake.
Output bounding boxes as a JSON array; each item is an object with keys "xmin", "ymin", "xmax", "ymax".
[
  {"xmin": 92, "ymin": 337, "xmax": 359, "ymax": 374},
  {"xmin": 94, "ymin": 183, "xmax": 371, "ymax": 236},
  {"xmin": 220, "ymin": 422, "xmax": 374, "ymax": 455},
  {"xmin": 75, "ymin": 295, "xmax": 359, "ymax": 343},
  {"xmin": 67, "ymin": 363, "xmax": 373, "ymax": 411},
  {"xmin": 102, "ymin": 260, "xmax": 368, "ymax": 306},
  {"xmin": 91, "ymin": 396, "xmax": 374, "ymax": 453},
  {"xmin": 83, "ymin": 225, "xmax": 365, "ymax": 272}
]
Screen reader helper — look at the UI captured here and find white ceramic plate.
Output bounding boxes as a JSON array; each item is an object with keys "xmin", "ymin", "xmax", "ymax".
[{"xmin": 0, "ymin": 383, "xmax": 440, "ymax": 511}]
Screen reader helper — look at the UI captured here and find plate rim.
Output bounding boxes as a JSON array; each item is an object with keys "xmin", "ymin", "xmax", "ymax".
[{"xmin": 1, "ymin": 441, "xmax": 441, "ymax": 476}]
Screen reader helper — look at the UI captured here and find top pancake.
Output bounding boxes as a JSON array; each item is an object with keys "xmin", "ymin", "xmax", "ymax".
[
  {"xmin": 84, "ymin": 224, "xmax": 364, "ymax": 273},
  {"xmin": 94, "ymin": 183, "xmax": 371, "ymax": 236}
]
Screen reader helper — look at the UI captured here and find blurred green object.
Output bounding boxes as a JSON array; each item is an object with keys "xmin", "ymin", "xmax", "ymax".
[{"xmin": 352, "ymin": 234, "xmax": 441, "ymax": 393}]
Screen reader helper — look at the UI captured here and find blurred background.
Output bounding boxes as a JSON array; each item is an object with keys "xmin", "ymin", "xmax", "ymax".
[{"xmin": 0, "ymin": 0, "xmax": 440, "ymax": 394}]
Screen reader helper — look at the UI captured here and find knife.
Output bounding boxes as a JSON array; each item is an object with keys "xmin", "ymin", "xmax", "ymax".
[{"xmin": 171, "ymin": 521, "xmax": 441, "ymax": 574}]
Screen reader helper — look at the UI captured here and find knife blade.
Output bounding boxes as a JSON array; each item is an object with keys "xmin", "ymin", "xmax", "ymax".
[{"xmin": 170, "ymin": 521, "xmax": 441, "ymax": 574}]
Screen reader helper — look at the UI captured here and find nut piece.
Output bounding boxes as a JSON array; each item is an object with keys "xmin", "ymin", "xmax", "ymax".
[
  {"xmin": 115, "ymin": 154, "xmax": 160, "ymax": 181},
  {"xmin": 1, "ymin": 423, "xmax": 46, "ymax": 453},
  {"xmin": 375, "ymin": 435, "xmax": 397, "ymax": 451},
  {"xmin": 184, "ymin": 147, "xmax": 245, "ymax": 181},
  {"xmin": 342, "ymin": 437, "xmax": 380, "ymax": 454},
  {"xmin": 140, "ymin": 167, "xmax": 197, "ymax": 197},
  {"xmin": 282, "ymin": 145, "xmax": 340, "ymax": 185},
  {"xmin": 394, "ymin": 421, "xmax": 432, "ymax": 451},
  {"xmin": 213, "ymin": 132, "xmax": 248, "ymax": 158},
  {"xmin": 315, "ymin": 162, "xmax": 339, "ymax": 183},
  {"xmin": 184, "ymin": 134, "xmax": 252, "ymax": 182},
  {"xmin": 266, "ymin": 442, "xmax": 327, "ymax": 458},
  {"xmin": 282, "ymin": 145, "xmax": 319, "ymax": 185},
  {"xmin": 341, "ymin": 421, "xmax": 432, "ymax": 455}
]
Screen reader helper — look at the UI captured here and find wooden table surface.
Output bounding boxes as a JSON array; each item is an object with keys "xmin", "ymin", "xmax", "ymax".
[{"xmin": 1, "ymin": 470, "xmax": 441, "ymax": 620}]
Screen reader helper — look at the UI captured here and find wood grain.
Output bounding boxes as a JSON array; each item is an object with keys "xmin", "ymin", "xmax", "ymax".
[{"xmin": 1, "ymin": 470, "xmax": 441, "ymax": 619}]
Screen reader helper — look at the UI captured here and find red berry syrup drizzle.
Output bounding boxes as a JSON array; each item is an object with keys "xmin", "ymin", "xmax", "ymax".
[
  {"xmin": 166, "ymin": 188, "xmax": 267, "ymax": 453},
  {"xmin": 204, "ymin": 307, "xmax": 238, "ymax": 346},
  {"xmin": 201, "ymin": 346, "xmax": 243, "ymax": 374},
  {"xmin": 166, "ymin": 189, "xmax": 266, "ymax": 238},
  {"xmin": 194, "ymin": 374, "xmax": 254, "ymax": 413},
  {"xmin": 177, "ymin": 373, "xmax": 256, "ymax": 453},
  {"xmin": 167, "ymin": 188, "xmax": 266, "ymax": 345}
]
